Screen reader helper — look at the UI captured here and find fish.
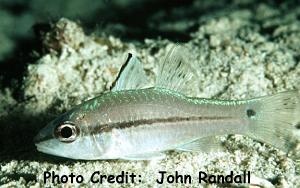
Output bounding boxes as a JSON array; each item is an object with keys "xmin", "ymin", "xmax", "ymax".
[{"xmin": 34, "ymin": 45, "xmax": 300, "ymax": 160}]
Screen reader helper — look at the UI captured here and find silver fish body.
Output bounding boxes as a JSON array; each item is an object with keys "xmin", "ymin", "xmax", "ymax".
[
  {"xmin": 34, "ymin": 45, "xmax": 300, "ymax": 160},
  {"xmin": 77, "ymin": 87, "xmax": 248, "ymax": 159}
]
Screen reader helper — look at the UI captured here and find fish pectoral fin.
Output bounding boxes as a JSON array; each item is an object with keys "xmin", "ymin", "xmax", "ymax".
[
  {"xmin": 155, "ymin": 44, "xmax": 199, "ymax": 96},
  {"xmin": 176, "ymin": 136, "xmax": 224, "ymax": 152},
  {"xmin": 121, "ymin": 152, "xmax": 166, "ymax": 160},
  {"xmin": 111, "ymin": 53, "xmax": 149, "ymax": 91}
]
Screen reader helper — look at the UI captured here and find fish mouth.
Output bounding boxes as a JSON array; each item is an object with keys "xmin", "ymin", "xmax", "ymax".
[
  {"xmin": 34, "ymin": 125, "xmax": 56, "ymax": 154},
  {"xmin": 35, "ymin": 142, "xmax": 51, "ymax": 153},
  {"xmin": 35, "ymin": 139, "xmax": 64, "ymax": 157},
  {"xmin": 35, "ymin": 140, "xmax": 77, "ymax": 159}
]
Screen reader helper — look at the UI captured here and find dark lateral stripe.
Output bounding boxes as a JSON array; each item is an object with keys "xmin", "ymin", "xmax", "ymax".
[{"xmin": 89, "ymin": 116, "xmax": 233, "ymax": 134}]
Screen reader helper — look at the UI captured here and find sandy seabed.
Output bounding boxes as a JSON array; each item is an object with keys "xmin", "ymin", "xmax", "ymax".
[{"xmin": 0, "ymin": 1, "xmax": 299, "ymax": 187}]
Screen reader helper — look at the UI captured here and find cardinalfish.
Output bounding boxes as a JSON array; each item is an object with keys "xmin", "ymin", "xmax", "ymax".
[{"xmin": 34, "ymin": 45, "xmax": 300, "ymax": 160}]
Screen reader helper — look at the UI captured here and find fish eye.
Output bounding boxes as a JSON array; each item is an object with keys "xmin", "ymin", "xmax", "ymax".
[{"xmin": 54, "ymin": 122, "xmax": 78, "ymax": 143}]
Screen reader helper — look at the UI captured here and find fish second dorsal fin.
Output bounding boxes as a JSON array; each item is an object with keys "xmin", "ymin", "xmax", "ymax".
[
  {"xmin": 111, "ymin": 53, "xmax": 149, "ymax": 91},
  {"xmin": 155, "ymin": 44, "xmax": 199, "ymax": 96}
]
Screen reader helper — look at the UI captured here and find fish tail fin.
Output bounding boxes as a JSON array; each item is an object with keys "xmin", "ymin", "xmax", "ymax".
[{"xmin": 245, "ymin": 90, "xmax": 300, "ymax": 159}]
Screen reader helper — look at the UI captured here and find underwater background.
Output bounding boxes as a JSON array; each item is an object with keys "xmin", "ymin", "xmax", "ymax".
[{"xmin": 0, "ymin": 0, "xmax": 299, "ymax": 187}]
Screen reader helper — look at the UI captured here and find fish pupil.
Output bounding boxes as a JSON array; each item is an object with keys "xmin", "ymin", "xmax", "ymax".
[
  {"xmin": 246, "ymin": 109, "xmax": 256, "ymax": 118},
  {"xmin": 61, "ymin": 126, "xmax": 73, "ymax": 138}
]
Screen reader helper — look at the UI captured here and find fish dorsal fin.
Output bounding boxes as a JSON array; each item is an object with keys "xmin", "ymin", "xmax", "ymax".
[
  {"xmin": 111, "ymin": 53, "xmax": 148, "ymax": 91},
  {"xmin": 155, "ymin": 44, "xmax": 199, "ymax": 96},
  {"xmin": 176, "ymin": 136, "xmax": 224, "ymax": 152}
]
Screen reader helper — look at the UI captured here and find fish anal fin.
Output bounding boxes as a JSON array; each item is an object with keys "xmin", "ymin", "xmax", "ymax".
[
  {"xmin": 111, "ymin": 53, "xmax": 149, "ymax": 91},
  {"xmin": 121, "ymin": 152, "xmax": 166, "ymax": 161},
  {"xmin": 176, "ymin": 136, "xmax": 224, "ymax": 152}
]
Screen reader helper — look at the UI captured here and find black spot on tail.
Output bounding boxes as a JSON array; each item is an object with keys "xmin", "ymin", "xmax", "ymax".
[
  {"xmin": 295, "ymin": 122, "xmax": 300, "ymax": 129},
  {"xmin": 246, "ymin": 109, "xmax": 256, "ymax": 118}
]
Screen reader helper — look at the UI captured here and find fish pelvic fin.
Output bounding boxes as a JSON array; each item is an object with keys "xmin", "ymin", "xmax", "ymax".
[{"xmin": 245, "ymin": 90, "xmax": 300, "ymax": 160}]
